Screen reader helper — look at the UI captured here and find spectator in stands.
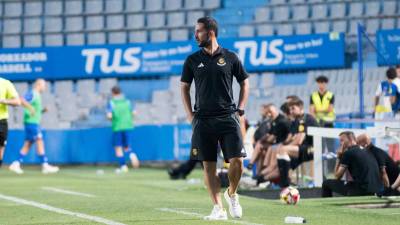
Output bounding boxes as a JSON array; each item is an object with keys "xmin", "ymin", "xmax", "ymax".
[
  {"xmin": 393, "ymin": 65, "xmax": 400, "ymax": 118},
  {"xmin": 106, "ymin": 86, "xmax": 140, "ymax": 173},
  {"xmin": 310, "ymin": 75, "xmax": 335, "ymax": 155},
  {"xmin": 181, "ymin": 16, "xmax": 249, "ymax": 220},
  {"xmin": 374, "ymin": 67, "xmax": 398, "ymax": 119},
  {"xmin": 322, "ymin": 131, "xmax": 382, "ymax": 197},
  {"xmin": 9, "ymin": 79, "xmax": 59, "ymax": 174},
  {"xmin": 276, "ymin": 99, "xmax": 319, "ymax": 188},
  {"xmin": 0, "ymin": 78, "xmax": 20, "ymax": 168}
]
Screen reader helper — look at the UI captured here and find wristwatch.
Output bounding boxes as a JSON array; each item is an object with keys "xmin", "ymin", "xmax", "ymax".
[{"xmin": 237, "ymin": 109, "xmax": 245, "ymax": 116}]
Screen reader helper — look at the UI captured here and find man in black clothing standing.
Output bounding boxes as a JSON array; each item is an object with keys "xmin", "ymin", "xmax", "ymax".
[
  {"xmin": 322, "ymin": 131, "xmax": 382, "ymax": 197},
  {"xmin": 181, "ymin": 17, "xmax": 249, "ymax": 220}
]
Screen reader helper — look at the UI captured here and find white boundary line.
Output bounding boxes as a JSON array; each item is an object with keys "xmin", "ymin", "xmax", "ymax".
[
  {"xmin": 156, "ymin": 208, "xmax": 264, "ymax": 225},
  {"xmin": 0, "ymin": 194, "xmax": 126, "ymax": 225},
  {"xmin": 41, "ymin": 187, "xmax": 95, "ymax": 198}
]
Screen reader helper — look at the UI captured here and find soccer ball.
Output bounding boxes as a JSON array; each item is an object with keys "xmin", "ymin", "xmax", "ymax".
[{"xmin": 280, "ymin": 186, "xmax": 300, "ymax": 205}]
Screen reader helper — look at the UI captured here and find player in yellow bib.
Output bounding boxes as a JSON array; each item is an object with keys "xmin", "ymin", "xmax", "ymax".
[{"xmin": 0, "ymin": 78, "xmax": 21, "ymax": 168}]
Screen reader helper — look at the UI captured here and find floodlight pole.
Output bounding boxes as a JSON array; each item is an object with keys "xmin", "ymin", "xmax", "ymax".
[{"xmin": 357, "ymin": 23, "xmax": 365, "ymax": 118}]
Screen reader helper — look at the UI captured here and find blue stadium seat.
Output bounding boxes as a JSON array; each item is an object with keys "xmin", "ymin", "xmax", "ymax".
[
  {"xmin": 87, "ymin": 32, "xmax": 106, "ymax": 45},
  {"xmin": 65, "ymin": 16, "xmax": 84, "ymax": 32},
  {"xmin": 24, "ymin": 18, "xmax": 42, "ymax": 33},
  {"xmin": 65, "ymin": 0, "xmax": 83, "ymax": 15},
  {"xmin": 24, "ymin": 35, "xmax": 42, "ymax": 47},
  {"xmin": 170, "ymin": 28, "xmax": 189, "ymax": 41},
  {"xmin": 150, "ymin": 30, "xmax": 169, "ymax": 42},
  {"xmin": 44, "ymin": 1, "xmax": 63, "ymax": 15},
  {"xmin": 86, "ymin": 16, "xmax": 104, "ymax": 31},
  {"xmin": 108, "ymin": 32, "xmax": 127, "ymax": 44},
  {"xmin": 44, "ymin": 17, "xmax": 63, "ymax": 32},
  {"xmin": 127, "ymin": 14, "xmax": 145, "ymax": 29},
  {"xmin": 105, "ymin": 0, "xmax": 124, "ymax": 13},
  {"xmin": 254, "ymin": 7, "xmax": 271, "ymax": 23},
  {"xmin": 165, "ymin": 0, "xmax": 182, "ymax": 11},
  {"xmin": 85, "ymin": 0, "xmax": 103, "ymax": 14},
  {"xmin": 66, "ymin": 33, "xmax": 85, "ymax": 46},
  {"xmin": 129, "ymin": 31, "xmax": 148, "ymax": 43},
  {"xmin": 311, "ymin": 4, "xmax": 328, "ymax": 19},
  {"xmin": 126, "ymin": 0, "xmax": 144, "ymax": 12},
  {"xmin": 167, "ymin": 12, "xmax": 186, "ymax": 28},
  {"xmin": 146, "ymin": 13, "xmax": 166, "ymax": 28},
  {"xmin": 4, "ymin": 2, "xmax": 22, "ymax": 16},
  {"xmin": 45, "ymin": 34, "xmax": 64, "ymax": 46},
  {"xmin": 24, "ymin": 1, "xmax": 43, "ymax": 16},
  {"xmin": 106, "ymin": 15, "xmax": 125, "ymax": 29}
]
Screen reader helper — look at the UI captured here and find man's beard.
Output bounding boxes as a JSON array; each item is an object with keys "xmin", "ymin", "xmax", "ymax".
[{"xmin": 198, "ymin": 34, "xmax": 211, "ymax": 48}]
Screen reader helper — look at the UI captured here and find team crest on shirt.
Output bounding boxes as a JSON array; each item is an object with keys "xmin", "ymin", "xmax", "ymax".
[
  {"xmin": 217, "ymin": 57, "xmax": 226, "ymax": 66},
  {"xmin": 192, "ymin": 148, "xmax": 198, "ymax": 156},
  {"xmin": 298, "ymin": 124, "xmax": 305, "ymax": 132}
]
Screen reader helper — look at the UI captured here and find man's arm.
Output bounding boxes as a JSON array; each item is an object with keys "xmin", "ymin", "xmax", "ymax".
[
  {"xmin": 237, "ymin": 79, "xmax": 249, "ymax": 111},
  {"xmin": 334, "ymin": 160, "xmax": 346, "ymax": 179},
  {"xmin": 181, "ymin": 82, "xmax": 193, "ymax": 123},
  {"xmin": 0, "ymin": 98, "xmax": 21, "ymax": 106},
  {"xmin": 20, "ymin": 97, "xmax": 34, "ymax": 115},
  {"xmin": 381, "ymin": 167, "xmax": 390, "ymax": 187}
]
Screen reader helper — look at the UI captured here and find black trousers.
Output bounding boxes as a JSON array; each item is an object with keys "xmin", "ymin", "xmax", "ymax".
[{"xmin": 322, "ymin": 179, "xmax": 372, "ymax": 197}]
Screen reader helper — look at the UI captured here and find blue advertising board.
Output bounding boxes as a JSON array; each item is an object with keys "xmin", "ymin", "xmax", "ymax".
[
  {"xmin": 0, "ymin": 33, "xmax": 345, "ymax": 81},
  {"xmin": 377, "ymin": 29, "xmax": 400, "ymax": 66}
]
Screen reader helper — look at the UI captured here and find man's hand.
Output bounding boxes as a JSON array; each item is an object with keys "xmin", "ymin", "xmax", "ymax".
[
  {"xmin": 29, "ymin": 108, "xmax": 36, "ymax": 117},
  {"xmin": 187, "ymin": 113, "xmax": 194, "ymax": 123},
  {"xmin": 0, "ymin": 99, "xmax": 5, "ymax": 104},
  {"xmin": 336, "ymin": 145, "xmax": 344, "ymax": 159},
  {"xmin": 42, "ymin": 107, "xmax": 49, "ymax": 113}
]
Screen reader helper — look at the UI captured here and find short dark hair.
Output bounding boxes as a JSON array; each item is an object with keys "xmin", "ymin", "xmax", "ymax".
[
  {"xmin": 280, "ymin": 102, "xmax": 290, "ymax": 115},
  {"xmin": 316, "ymin": 75, "xmax": 329, "ymax": 83},
  {"xmin": 339, "ymin": 131, "xmax": 356, "ymax": 140},
  {"xmin": 386, "ymin": 67, "xmax": 397, "ymax": 80},
  {"xmin": 111, "ymin": 86, "xmax": 121, "ymax": 95},
  {"xmin": 286, "ymin": 95, "xmax": 300, "ymax": 102},
  {"xmin": 197, "ymin": 16, "xmax": 218, "ymax": 37},
  {"xmin": 288, "ymin": 99, "xmax": 304, "ymax": 108},
  {"xmin": 396, "ymin": 65, "xmax": 400, "ymax": 69}
]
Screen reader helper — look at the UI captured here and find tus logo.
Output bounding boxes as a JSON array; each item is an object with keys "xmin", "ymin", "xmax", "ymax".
[
  {"xmin": 234, "ymin": 39, "xmax": 284, "ymax": 66},
  {"xmin": 82, "ymin": 48, "xmax": 141, "ymax": 74}
]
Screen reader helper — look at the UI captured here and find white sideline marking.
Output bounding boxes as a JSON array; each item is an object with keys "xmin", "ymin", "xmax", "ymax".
[
  {"xmin": 156, "ymin": 208, "xmax": 264, "ymax": 225},
  {"xmin": 0, "ymin": 194, "xmax": 126, "ymax": 225},
  {"xmin": 42, "ymin": 187, "xmax": 95, "ymax": 198}
]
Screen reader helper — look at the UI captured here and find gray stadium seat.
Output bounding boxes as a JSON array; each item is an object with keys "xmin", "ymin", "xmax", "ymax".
[
  {"xmin": 330, "ymin": 3, "xmax": 346, "ymax": 19},
  {"xmin": 24, "ymin": 1, "xmax": 43, "ymax": 16},
  {"xmin": 85, "ymin": 0, "xmax": 103, "ymax": 13},
  {"xmin": 44, "ymin": 1, "xmax": 63, "ymax": 15},
  {"xmin": 186, "ymin": 11, "xmax": 205, "ymax": 26},
  {"xmin": 292, "ymin": 5, "xmax": 309, "ymax": 20},
  {"xmin": 66, "ymin": 33, "xmax": 85, "ymax": 46},
  {"xmin": 270, "ymin": 0, "xmax": 286, "ymax": 4},
  {"xmin": 77, "ymin": 80, "xmax": 96, "ymax": 95},
  {"xmin": 290, "ymin": 0, "xmax": 305, "ymax": 3},
  {"xmin": 184, "ymin": 0, "xmax": 202, "ymax": 9},
  {"xmin": 365, "ymin": 1, "xmax": 380, "ymax": 16},
  {"xmin": 203, "ymin": 0, "xmax": 221, "ymax": 9},
  {"xmin": 127, "ymin": 14, "xmax": 145, "ymax": 29},
  {"xmin": 254, "ymin": 7, "xmax": 271, "ymax": 23},
  {"xmin": 3, "ymin": 19, "xmax": 22, "ymax": 34},
  {"xmin": 45, "ymin": 34, "xmax": 64, "ymax": 46},
  {"xmin": 239, "ymin": 25, "xmax": 255, "ymax": 37},
  {"xmin": 44, "ymin": 17, "xmax": 63, "ymax": 32},
  {"xmin": 87, "ymin": 32, "xmax": 106, "ymax": 45},
  {"xmin": 126, "ymin": 0, "xmax": 144, "ymax": 12},
  {"xmin": 146, "ymin": 13, "xmax": 166, "ymax": 28},
  {"xmin": 24, "ymin": 35, "xmax": 42, "ymax": 47},
  {"xmin": 311, "ymin": 4, "xmax": 327, "ymax": 19},
  {"xmin": 314, "ymin": 21, "xmax": 330, "ymax": 33},
  {"xmin": 348, "ymin": 20, "xmax": 360, "ymax": 35},
  {"xmin": 55, "ymin": 81, "xmax": 74, "ymax": 96},
  {"xmin": 105, "ymin": 0, "xmax": 123, "ymax": 13},
  {"xmin": 170, "ymin": 28, "xmax": 189, "ymax": 41},
  {"xmin": 4, "ymin": 2, "xmax": 22, "ymax": 16},
  {"xmin": 332, "ymin": 20, "xmax": 347, "ymax": 33},
  {"xmin": 381, "ymin": 18, "xmax": 395, "ymax": 30},
  {"xmin": 348, "ymin": 2, "xmax": 364, "ymax": 17},
  {"xmin": 86, "ymin": 16, "xmax": 104, "ymax": 31},
  {"xmin": 129, "ymin": 31, "xmax": 148, "ymax": 43},
  {"xmin": 295, "ymin": 22, "xmax": 312, "ymax": 35},
  {"xmin": 99, "ymin": 78, "xmax": 117, "ymax": 95},
  {"xmin": 382, "ymin": 1, "xmax": 397, "ymax": 15},
  {"xmin": 273, "ymin": 6, "xmax": 290, "ymax": 22},
  {"xmin": 106, "ymin": 15, "xmax": 125, "ymax": 29},
  {"xmin": 150, "ymin": 30, "xmax": 169, "ymax": 42},
  {"xmin": 65, "ymin": 0, "xmax": 83, "ymax": 15},
  {"xmin": 65, "ymin": 17, "xmax": 84, "ymax": 32},
  {"xmin": 165, "ymin": 0, "xmax": 182, "ymax": 11},
  {"xmin": 24, "ymin": 18, "xmax": 42, "ymax": 33},
  {"xmin": 277, "ymin": 23, "xmax": 293, "ymax": 36},
  {"xmin": 3, "ymin": 35, "xmax": 21, "ymax": 48},
  {"xmin": 108, "ymin": 32, "xmax": 127, "ymax": 44},
  {"xmin": 145, "ymin": 0, "xmax": 163, "ymax": 11},
  {"xmin": 366, "ymin": 19, "xmax": 380, "ymax": 35},
  {"xmin": 167, "ymin": 12, "xmax": 185, "ymax": 28},
  {"xmin": 257, "ymin": 24, "xmax": 274, "ymax": 36}
]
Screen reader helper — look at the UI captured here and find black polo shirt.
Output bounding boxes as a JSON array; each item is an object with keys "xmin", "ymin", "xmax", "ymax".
[
  {"xmin": 340, "ymin": 146, "xmax": 382, "ymax": 193},
  {"xmin": 367, "ymin": 144, "xmax": 400, "ymax": 185},
  {"xmin": 292, "ymin": 113, "xmax": 319, "ymax": 146},
  {"xmin": 269, "ymin": 114, "xmax": 291, "ymax": 144},
  {"xmin": 181, "ymin": 47, "xmax": 248, "ymax": 117}
]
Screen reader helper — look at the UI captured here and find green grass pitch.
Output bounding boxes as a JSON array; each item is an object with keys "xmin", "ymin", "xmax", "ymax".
[{"xmin": 0, "ymin": 166, "xmax": 399, "ymax": 225}]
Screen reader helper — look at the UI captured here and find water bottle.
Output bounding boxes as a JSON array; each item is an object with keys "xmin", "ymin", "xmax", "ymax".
[{"xmin": 284, "ymin": 216, "xmax": 306, "ymax": 223}]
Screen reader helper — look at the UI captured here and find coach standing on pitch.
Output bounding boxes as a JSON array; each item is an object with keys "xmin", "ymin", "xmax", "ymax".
[{"xmin": 181, "ymin": 16, "xmax": 249, "ymax": 221}]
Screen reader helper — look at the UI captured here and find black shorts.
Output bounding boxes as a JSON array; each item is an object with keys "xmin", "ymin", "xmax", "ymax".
[
  {"xmin": 190, "ymin": 113, "xmax": 245, "ymax": 162},
  {"xmin": 0, "ymin": 119, "xmax": 8, "ymax": 147},
  {"xmin": 290, "ymin": 144, "xmax": 313, "ymax": 169}
]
